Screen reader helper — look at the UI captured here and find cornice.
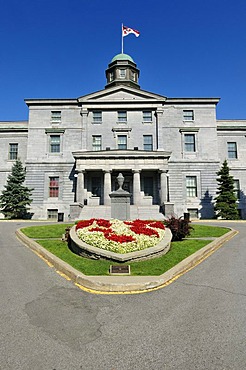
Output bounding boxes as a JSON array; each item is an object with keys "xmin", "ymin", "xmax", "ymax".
[{"xmin": 72, "ymin": 149, "xmax": 171, "ymax": 160}]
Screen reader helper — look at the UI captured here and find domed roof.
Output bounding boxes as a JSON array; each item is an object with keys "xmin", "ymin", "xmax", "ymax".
[{"xmin": 111, "ymin": 53, "xmax": 135, "ymax": 63}]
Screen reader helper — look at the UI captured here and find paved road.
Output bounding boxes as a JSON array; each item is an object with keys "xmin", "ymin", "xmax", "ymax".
[{"xmin": 0, "ymin": 221, "xmax": 246, "ymax": 370}]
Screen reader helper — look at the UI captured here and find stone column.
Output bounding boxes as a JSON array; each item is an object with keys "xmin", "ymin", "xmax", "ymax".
[
  {"xmin": 133, "ymin": 169, "xmax": 141, "ymax": 205},
  {"xmin": 76, "ymin": 170, "xmax": 85, "ymax": 204},
  {"xmin": 103, "ymin": 170, "xmax": 111, "ymax": 206},
  {"xmin": 80, "ymin": 108, "xmax": 88, "ymax": 150},
  {"xmin": 160, "ymin": 170, "xmax": 168, "ymax": 204},
  {"xmin": 156, "ymin": 107, "xmax": 164, "ymax": 150}
]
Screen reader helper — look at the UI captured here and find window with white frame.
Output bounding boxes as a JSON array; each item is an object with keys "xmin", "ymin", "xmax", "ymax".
[
  {"xmin": 50, "ymin": 135, "xmax": 60, "ymax": 153},
  {"xmin": 227, "ymin": 142, "xmax": 237, "ymax": 159},
  {"xmin": 234, "ymin": 179, "xmax": 240, "ymax": 200},
  {"xmin": 9, "ymin": 143, "xmax": 18, "ymax": 160},
  {"xmin": 184, "ymin": 134, "xmax": 196, "ymax": 152},
  {"xmin": 143, "ymin": 111, "xmax": 152, "ymax": 123},
  {"xmin": 186, "ymin": 176, "xmax": 197, "ymax": 197},
  {"xmin": 183, "ymin": 110, "xmax": 194, "ymax": 121},
  {"xmin": 51, "ymin": 111, "xmax": 61, "ymax": 122},
  {"xmin": 49, "ymin": 177, "xmax": 59, "ymax": 197},
  {"xmin": 117, "ymin": 135, "xmax": 127, "ymax": 150},
  {"xmin": 118, "ymin": 111, "xmax": 127, "ymax": 122},
  {"xmin": 92, "ymin": 135, "xmax": 102, "ymax": 151},
  {"xmin": 92, "ymin": 111, "xmax": 102, "ymax": 123},
  {"xmin": 143, "ymin": 135, "xmax": 153, "ymax": 151}
]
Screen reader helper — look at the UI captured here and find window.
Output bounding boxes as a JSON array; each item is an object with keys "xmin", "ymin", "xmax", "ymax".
[
  {"xmin": 187, "ymin": 208, "xmax": 199, "ymax": 219},
  {"xmin": 186, "ymin": 176, "xmax": 197, "ymax": 197},
  {"xmin": 183, "ymin": 110, "xmax": 194, "ymax": 121},
  {"xmin": 92, "ymin": 111, "xmax": 102, "ymax": 123},
  {"xmin": 227, "ymin": 142, "xmax": 237, "ymax": 159},
  {"xmin": 131, "ymin": 70, "xmax": 136, "ymax": 81},
  {"xmin": 51, "ymin": 111, "xmax": 61, "ymax": 122},
  {"xmin": 119, "ymin": 69, "xmax": 126, "ymax": 78},
  {"xmin": 50, "ymin": 135, "xmax": 60, "ymax": 153},
  {"xmin": 184, "ymin": 134, "xmax": 196, "ymax": 152},
  {"xmin": 118, "ymin": 111, "xmax": 127, "ymax": 122},
  {"xmin": 143, "ymin": 135, "xmax": 153, "ymax": 151},
  {"xmin": 9, "ymin": 143, "xmax": 18, "ymax": 160},
  {"xmin": 47, "ymin": 209, "xmax": 58, "ymax": 220},
  {"xmin": 234, "ymin": 179, "xmax": 240, "ymax": 200},
  {"xmin": 92, "ymin": 135, "xmax": 102, "ymax": 151},
  {"xmin": 117, "ymin": 135, "xmax": 127, "ymax": 150},
  {"xmin": 143, "ymin": 111, "xmax": 152, "ymax": 123},
  {"xmin": 109, "ymin": 72, "xmax": 114, "ymax": 82},
  {"xmin": 49, "ymin": 177, "xmax": 59, "ymax": 197}
]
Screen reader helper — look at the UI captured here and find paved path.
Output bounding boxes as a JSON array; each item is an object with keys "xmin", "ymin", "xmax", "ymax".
[{"xmin": 0, "ymin": 221, "xmax": 246, "ymax": 370}]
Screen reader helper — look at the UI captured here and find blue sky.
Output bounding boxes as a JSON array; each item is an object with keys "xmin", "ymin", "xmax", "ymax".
[{"xmin": 1, "ymin": 0, "xmax": 246, "ymax": 121}]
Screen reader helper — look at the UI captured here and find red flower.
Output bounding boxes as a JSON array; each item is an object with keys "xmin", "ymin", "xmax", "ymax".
[
  {"xmin": 76, "ymin": 219, "xmax": 95, "ymax": 230},
  {"xmin": 104, "ymin": 233, "xmax": 136, "ymax": 243},
  {"xmin": 76, "ymin": 218, "xmax": 112, "ymax": 230},
  {"xmin": 125, "ymin": 219, "xmax": 160, "ymax": 237},
  {"xmin": 89, "ymin": 227, "xmax": 113, "ymax": 233},
  {"xmin": 130, "ymin": 225, "xmax": 159, "ymax": 237},
  {"xmin": 148, "ymin": 221, "xmax": 165, "ymax": 230},
  {"xmin": 76, "ymin": 218, "xmax": 164, "ymax": 245},
  {"xmin": 96, "ymin": 219, "xmax": 111, "ymax": 228}
]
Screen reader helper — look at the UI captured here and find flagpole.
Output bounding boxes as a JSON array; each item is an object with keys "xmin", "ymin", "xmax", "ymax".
[{"xmin": 121, "ymin": 23, "xmax": 124, "ymax": 53}]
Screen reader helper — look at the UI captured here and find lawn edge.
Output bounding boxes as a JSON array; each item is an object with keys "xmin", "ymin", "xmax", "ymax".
[{"xmin": 15, "ymin": 228, "xmax": 237, "ymax": 294}]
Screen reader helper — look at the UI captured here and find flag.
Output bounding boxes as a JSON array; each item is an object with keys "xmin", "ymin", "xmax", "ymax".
[{"xmin": 122, "ymin": 25, "xmax": 140, "ymax": 38}]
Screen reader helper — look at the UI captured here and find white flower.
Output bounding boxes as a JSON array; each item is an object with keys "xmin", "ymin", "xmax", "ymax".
[{"xmin": 76, "ymin": 219, "xmax": 165, "ymax": 254}]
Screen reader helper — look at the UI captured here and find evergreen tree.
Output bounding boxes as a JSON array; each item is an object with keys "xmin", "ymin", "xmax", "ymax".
[
  {"xmin": 0, "ymin": 159, "xmax": 33, "ymax": 219},
  {"xmin": 214, "ymin": 160, "xmax": 239, "ymax": 220}
]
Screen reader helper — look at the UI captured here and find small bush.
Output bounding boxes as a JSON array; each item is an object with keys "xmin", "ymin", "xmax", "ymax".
[{"xmin": 164, "ymin": 216, "xmax": 193, "ymax": 241}]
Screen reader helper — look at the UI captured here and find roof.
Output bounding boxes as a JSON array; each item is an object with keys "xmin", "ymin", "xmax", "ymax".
[{"xmin": 111, "ymin": 53, "xmax": 134, "ymax": 63}]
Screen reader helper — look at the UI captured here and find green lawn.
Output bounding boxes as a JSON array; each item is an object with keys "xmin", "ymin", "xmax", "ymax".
[
  {"xmin": 20, "ymin": 223, "xmax": 230, "ymax": 276},
  {"xmin": 36, "ymin": 238, "xmax": 210, "ymax": 276},
  {"xmin": 21, "ymin": 224, "xmax": 73, "ymax": 238},
  {"xmin": 188, "ymin": 224, "xmax": 229, "ymax": 238}
]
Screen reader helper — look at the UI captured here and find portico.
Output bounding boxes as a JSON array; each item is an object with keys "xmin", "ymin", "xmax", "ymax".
[{"xmin": 72, "ymin": 149, "xmax": 171, "ymax": 218}]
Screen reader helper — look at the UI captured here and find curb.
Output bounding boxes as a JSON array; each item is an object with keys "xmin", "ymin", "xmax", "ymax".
[{"xmin": 16, "ymin": 228, "xmax": 237, "ymax": 294}]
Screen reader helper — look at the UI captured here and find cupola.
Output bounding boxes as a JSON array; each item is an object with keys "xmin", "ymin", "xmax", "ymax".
[{"xmin": 105, "ymin": 53, "xmax": 140, "ymax": 89}]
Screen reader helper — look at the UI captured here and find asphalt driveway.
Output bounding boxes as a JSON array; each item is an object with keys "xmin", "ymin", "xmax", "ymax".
[{"xmin": 0, "ymin": 220, "xmax": 245, "ymax": 370}]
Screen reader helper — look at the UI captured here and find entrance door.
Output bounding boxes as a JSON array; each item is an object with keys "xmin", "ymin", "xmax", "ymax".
[
  {"xmin": 92, "ymin": 177, "xmax": 101, "ymax": 197},
  {"xmin": 143, "ymin": 177, "xmax": 154, "ymax": 197}
]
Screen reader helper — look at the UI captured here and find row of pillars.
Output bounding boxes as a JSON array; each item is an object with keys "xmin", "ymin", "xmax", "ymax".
[{"xmin": 76, "ymin": 169, "xmax": 168, "ymax": 206}]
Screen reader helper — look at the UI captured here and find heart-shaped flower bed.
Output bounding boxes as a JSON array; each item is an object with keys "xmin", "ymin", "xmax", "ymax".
[{"xmin": 76, "ymin": 218, "xmax": 165, "ymax": 254}]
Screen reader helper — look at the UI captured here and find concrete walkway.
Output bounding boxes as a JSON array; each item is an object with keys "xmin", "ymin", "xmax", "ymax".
[{"xmin": 16, "ymin": 224, "xmax": 237, "ymax": 293}]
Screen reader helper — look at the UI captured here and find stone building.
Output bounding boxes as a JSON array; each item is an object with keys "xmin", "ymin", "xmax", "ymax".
[{"xmin": 1, "ymin": 53, "xmax": 246, "ymax": 220}]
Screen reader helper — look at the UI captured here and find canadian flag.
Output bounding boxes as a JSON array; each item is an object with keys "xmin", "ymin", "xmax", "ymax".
[{"xmin": 122, "ymin": 25, "xmax": 140, "ymax": 37}]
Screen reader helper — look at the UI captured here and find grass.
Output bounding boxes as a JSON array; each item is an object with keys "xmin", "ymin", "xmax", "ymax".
[
  {"xmin": 20, "ymin": 223, "xmax": 230, "ymax": 276},
  {"xmin": 188, "ymin": 224, "xmax": 229, "ymax": 238},
  {"xmin": 21, "ymin": 224, "xmax": 73, "ymax": 238},
  {"xmin": 37, "ymin": 238, "xmax": 210, "ymax": 276}
]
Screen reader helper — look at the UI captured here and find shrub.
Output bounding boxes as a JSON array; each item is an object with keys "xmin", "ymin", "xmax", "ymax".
[{"xmin": 164, "ymin": 216, "xmax": 193, "ymax": 241}]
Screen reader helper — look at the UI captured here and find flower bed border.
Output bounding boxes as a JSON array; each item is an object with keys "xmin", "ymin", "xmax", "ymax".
[{"xmin": 69, "ymin": 225, "xmax": 172, "ymax": 262}]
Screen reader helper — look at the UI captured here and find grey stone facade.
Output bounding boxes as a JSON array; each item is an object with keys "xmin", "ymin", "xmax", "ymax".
[{"xmin": 0, "ymin": 54, "xmax": 245, "ymax": 220}]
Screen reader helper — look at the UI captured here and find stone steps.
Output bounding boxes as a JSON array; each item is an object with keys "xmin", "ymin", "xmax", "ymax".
[
  {"xmin": 78, "ymin": 205, "xmax": 164, "ymax": 220},
  {"xmin": 79, "ymin": 206, "xmax": 111, "ymax": 219}
]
